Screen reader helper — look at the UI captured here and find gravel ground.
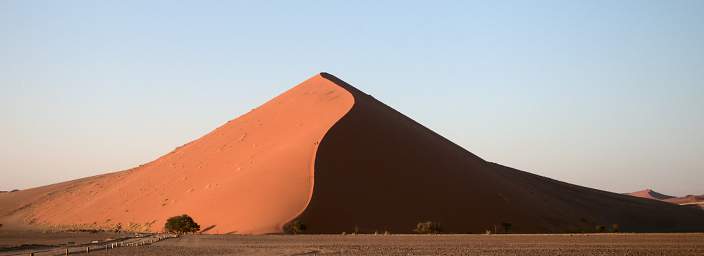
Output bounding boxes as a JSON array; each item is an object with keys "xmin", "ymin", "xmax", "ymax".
[
  {"xmin": 0, "ymin": 231, "xmax": 129, "ymax": 247},
  {"xmin": 106, "ymin": 233, "xmax": 704, "ymax": 256},
  {"xmin": 0, "ymin": 230, "xmax": 132, "ymax": 252}
]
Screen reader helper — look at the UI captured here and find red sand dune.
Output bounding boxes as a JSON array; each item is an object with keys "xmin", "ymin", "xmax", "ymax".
[
  {"xmin": 0, "ymin": 74, "xmax": 353, "ymax": 234},
  {"xmin": 665, "ymin": 195, "xmax": 704, "ymax": 205},
  {"xmin": 2, "ymin": 73, "xmax": 704, "ymax": 234},
  {"xmin": 626, "ymin": 189, "xmax": 704, "ymax": 210},
  {"xmin": 626, "ymin": 189, "xmax": 676, "ymax": 201}
]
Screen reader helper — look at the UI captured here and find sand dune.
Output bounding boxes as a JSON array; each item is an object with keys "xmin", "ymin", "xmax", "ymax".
[
  {"xmin": 626, "ymin": 189, "xmax": 676, "ymax": 201},
  {"xmin": 665, "ymin": 195, "xmax": 704, "ymax": 205},
  {"xmin": 2, "ymin": 73, "xmax": 704, "ymax": 234},
  {"xmin": 298, "ymin": 74, "xmax": 704, "ymax": 233},
  {"xmin": 626, "ymin": 189, "xmax": 704, "ymax": 210},
  {"xmin": 0, "ymin": 74, "xmax": 354, "ymax": 234}
]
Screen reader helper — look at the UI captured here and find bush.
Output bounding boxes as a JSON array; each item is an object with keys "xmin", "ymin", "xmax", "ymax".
[
  {"xmin": 611, "ymin": 224, "xmax": 620, "ymax": 233},
  {"xmin": 164, "ymin": 214, "xmax": 200, "ymax": 234},
  {"xmin": 283, "ymin": 219, "xmax": 306, "ymax": 234},
  {"xmin": 501, "ymin": 222, "xmax": 513, "ymax": 233},
  {"xmin": 595, "ymin": 225, "xmax": 606, "ymax": 233},
  {"xmin": 414, "ymin": 221, "xmax": 442, "ymax": 234}
]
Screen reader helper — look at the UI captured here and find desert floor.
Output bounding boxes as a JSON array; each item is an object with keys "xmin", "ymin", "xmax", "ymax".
[{"xmin": 3, "ymin": 232, "xmax": 704, "ymax": 256}]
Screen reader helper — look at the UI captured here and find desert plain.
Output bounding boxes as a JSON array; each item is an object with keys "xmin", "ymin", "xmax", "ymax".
[{"xmin": 2, "ymin": 232, "xmax": 704, "ymax": 256}]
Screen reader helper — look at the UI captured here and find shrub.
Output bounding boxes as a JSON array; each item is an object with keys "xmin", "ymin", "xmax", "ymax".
[
  {"xmin": 501, "ymin": 222, "xmax": 513, "ymax": 233},
  {"xmin": 595, "ymin": 225, "xmax": 606, "ymax": 233},
  {"xmin": 283, "ymin": 219, "xmax": 306, "ymax": 234},
  {"xmin": 414, "ymin": 221, "xmax": 442, "ymax": 234},
  {"xmin": 164, "ymin": 214, "xmax": 200, "ymax": 234},
  {"xmin": 611, "ymin": 224, "xmax": 620, "ymax": 233},
  {"xmin": 112, "ymin": 223, "xmax": 122, "ymax": 233}
]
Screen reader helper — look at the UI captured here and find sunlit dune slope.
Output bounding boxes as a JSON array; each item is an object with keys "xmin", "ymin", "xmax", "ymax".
[{"xmin": 0, "ymin": 74, "xmax": 354, "ymax": 234}]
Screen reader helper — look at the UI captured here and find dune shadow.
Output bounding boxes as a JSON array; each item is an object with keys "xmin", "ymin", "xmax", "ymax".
[{"xmin": 199, "ymin": 225, "xmax": 216, "ymax": 233}]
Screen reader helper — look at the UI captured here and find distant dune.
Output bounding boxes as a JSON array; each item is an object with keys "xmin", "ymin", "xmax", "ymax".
[
  {"xmin": 665, "ymin": 195, "xmax": 704, "ymax": 205},
  {"xmin": 626, "ymin": 189, "xmax": 676, "ymax": 201},
  {"xmin": 626, "ymin": 189, "xmax": 704, "ymax": 210},
  {"xmin": 2, "ymin": 73, "xmax": 704, "ymax": 234}
]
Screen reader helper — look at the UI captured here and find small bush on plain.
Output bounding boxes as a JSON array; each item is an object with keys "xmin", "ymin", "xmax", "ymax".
[
  {"xmin": 595, "ymin": 225, "xmax": 606, "ymax": 232},
  {"xmin": 501, "ymin": 222, "xmax": 513, "ymax": 233},
  {"xmin": 414, "ymin": 221, "xmax": 442, "ymax": 234},
  {"xmin": 283, "ymin": 219, "xmax": 306, "ymax": 234}
]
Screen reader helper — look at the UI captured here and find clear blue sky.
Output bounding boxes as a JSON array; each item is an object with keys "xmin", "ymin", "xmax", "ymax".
[{"xmin": 1, "ymin": 1, "xmax": 703, "ymax": 196}]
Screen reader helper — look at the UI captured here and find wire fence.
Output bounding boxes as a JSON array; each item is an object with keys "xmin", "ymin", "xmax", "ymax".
[{"xmin": 12, "ymin": 233, "xmax": 179, "ymax": 256}]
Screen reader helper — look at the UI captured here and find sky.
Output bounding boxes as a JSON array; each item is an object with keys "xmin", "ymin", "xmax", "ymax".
[{"xmin": 1, "ymin": 1, "xmax": 702, "ymax": 196}]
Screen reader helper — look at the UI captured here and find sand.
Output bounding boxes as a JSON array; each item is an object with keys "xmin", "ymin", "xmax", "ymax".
[
  {"xmin": 298, "ymin": 73, "xmax": 704, "ymax": 233},
  {"xmin": 0, "ymin": 74, "xmax": 354, "ymax": 234},
  {"xmin": 627, "ymin": 189, "xmax": 676, "ymax": 201},
  {"xmin": 627, "ymin": 189, "xmax": 704, "ymax": 210},
  {"xmin": 1, "ymin": 73, "xmax": 703, "ymax": 234},
  {"xmin": 14, "ymin": 233, "xmax": 704, "ymax": 256}
]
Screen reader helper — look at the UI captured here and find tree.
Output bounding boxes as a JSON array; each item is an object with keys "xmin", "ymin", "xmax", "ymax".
[{"xmin": 164, "ymin": 214, "xmax": 200, "ymax": 234}]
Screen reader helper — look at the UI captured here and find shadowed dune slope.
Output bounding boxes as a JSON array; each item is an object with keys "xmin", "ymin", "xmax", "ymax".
[
  {"xmin": 0, "ymin": 74, "xmax": 354, "ymax": 234},
  {"xmin": 298, "ymin": 73, "xmax": 704, "ymax": 233}
]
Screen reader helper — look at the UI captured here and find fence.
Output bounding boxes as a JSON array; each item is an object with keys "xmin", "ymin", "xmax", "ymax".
[{"xmin": 23, "ymin": 233, "xmax": 179, "ymax": 256}]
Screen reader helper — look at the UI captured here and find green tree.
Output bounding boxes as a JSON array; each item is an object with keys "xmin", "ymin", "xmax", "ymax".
[{"xmin": 164, "ymin": 214, "xmax": 200, "ymax": 234}]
